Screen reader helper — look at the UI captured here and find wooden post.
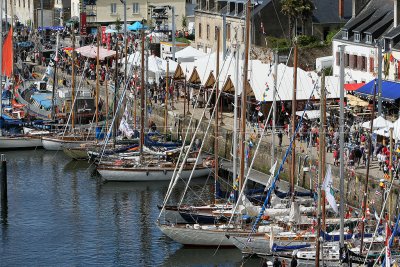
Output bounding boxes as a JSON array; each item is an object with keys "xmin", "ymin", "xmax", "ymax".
[{"xmin": 0, "ymin": 155, "xmax": 7, "ymax": 209}]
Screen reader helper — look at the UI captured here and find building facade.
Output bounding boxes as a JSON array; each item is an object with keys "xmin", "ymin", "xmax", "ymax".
[{"xmin": 12, "ymin": 0, "xmax": 55, "ymax": 27}]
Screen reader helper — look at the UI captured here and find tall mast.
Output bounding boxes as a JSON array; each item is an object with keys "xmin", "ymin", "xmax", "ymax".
[
  {"xmin": 105, "ymin": 64, "xmax": 109, "ymax": 133},
  {"xmin": 0, "ymin": 0, "xmax": 3, "ymax": 129},
  {"xmin": 272, "ymin": 50, "xmax": 278, "ymax": 166},
  {"xmin": 389, "ymin": 127, "xmax": 394, "ymax": 222},
  {"xmin": 290, "ymin": 42, "xmax": 298, "ymax": 200},
  {"xmin": 360, "ymin": 79, "xmax": 377, "ymax": 253},
  {"xmin": 113, "ymin": 39, "xmax": 119, "ymax": 148},
  {"xmin": 316, "ymin": 72, "xmax": 326, "ymax": 266},
  {"xmin": 239, "ymin": 0, "xmax": 251, "ymax": 191},
  {"xmin": 140, "ymin": 29, "xmax": 145, "ymax": 155},
  {"xmin": 71, "ymin": 27, "xmax": 76, "ymax": 129},
  {"xmin": 165, "ymin": 60, "xmax": 169, "ymax": 136},
  {"xmin": 51, "ymin": 32, "xmax": 59, "ymax": 121},
  {"xmin": 232, "ymin": 43, "xmax": 240, "ymax": 193},
  {"xmin": 95, "ymin": 27, "xmax": 100, "ymax": 126},
  {"xmin": 214, "ymin": 27, "xmax": 220, "ymax": 202},
  {"xmin": 339, "ymin": 45, "xmax": 345, "ymax": 248}
]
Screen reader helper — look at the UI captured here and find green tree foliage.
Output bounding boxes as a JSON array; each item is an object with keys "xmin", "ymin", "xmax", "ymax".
[{"xmin": 280, "ymin": 0, "xmax": 314, "ymax": 42}]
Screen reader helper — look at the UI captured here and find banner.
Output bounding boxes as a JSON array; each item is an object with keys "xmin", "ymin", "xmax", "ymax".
[
  {"xmin": 2, "ymin": 27, "xmax": 13, "ymax": 78},
  {"xmin": 80, "ymin": 12, "xmax": 87, "ymax": 36}
]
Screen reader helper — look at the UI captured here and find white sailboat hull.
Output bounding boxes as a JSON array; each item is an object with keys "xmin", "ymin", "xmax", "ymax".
[
  {"xmin": 42, "ymin": 137, "xmax": 91, "ymax": 151},
  {"xmin": 97, "ymin": 167, "xmax": 210, "ymax": 182},
  {"xmin": 229, "ymin": 235, "xmax": 271, "ymax": 255},
  {"xmin": 0, "ymin": 136, "xmax": 43, "ymax": 149},
  {"xmin": 157, "ymin": 224, "xmax": 235, "ymax": 247}
]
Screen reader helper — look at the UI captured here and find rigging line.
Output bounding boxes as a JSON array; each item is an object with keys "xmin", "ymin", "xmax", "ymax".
[
  {"xmin": 158, "ymin": 48, "xmax": 235, "ymax": 219},
  {"xmin": 245, "ymin": 80, "xmax": 320, "ymax": 241},
  {"xmin": 176, "ymin": 52, "xmax": 235, "ymax": 206},
  {"xmin": 161, "ymin": 41, "xmax": 220, "ymax": 205}
]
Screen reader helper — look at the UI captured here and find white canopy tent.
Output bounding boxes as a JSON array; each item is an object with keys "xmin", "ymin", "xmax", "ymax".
[
  {"xmin": 361, "ymin": 116, "xmax": 394, "ymax": 130},
  {"xmin": 295, "ymin": 110, "xmax": 329, "ymax": 120},
  {"xmin": 374, "ymin": 127, "xmax": 391, "ymax": 138},
  {"xmin": 175, "ymin": 46, "xmax": 206, "ymax": 62},
  {"xmin": 393, "ymin": 118, "xmax": 400, "ymax": 140},
  {"xmin": 123, "ymin": 52, "xmax": 178, "ymax": 83}
]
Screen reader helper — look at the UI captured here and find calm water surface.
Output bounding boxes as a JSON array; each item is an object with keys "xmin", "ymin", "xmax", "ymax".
[{"xmin": 0, "ymin": 150, "xmax": 261, "ymax": 266}]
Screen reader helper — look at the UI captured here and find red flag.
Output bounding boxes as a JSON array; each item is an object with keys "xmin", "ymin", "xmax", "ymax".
[{"xmin": 2, "ymin": 27, "xmax": 13, "ymax": 78}]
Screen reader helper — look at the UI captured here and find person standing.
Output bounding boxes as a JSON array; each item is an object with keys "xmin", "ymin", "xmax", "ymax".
[
  {"xmin": 278, "ymin": 130, "xmax": 283, "ymax": 147},
  {"xmin": 273, "ymin": 257, "xmax": 281, "ymax": 267},
  {"xmin": 290, "ymin": 255, "xmax": 297, "ymax": 267}
]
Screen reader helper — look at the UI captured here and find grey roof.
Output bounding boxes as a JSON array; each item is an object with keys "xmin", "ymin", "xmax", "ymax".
[
  {"xmin": 312, "ymin": 0, "xmax": 352, "ymax": 24},
  {"xmin": 364, "ymin": 11, "xmax": 393, "ymax": 35},
  {"xmin": 384, "ymin": 26, "xmax": 400, "ymax": 39},
  {"xmin": 352, "ymin": 5, "xmax": 391, "ymax": 33}
]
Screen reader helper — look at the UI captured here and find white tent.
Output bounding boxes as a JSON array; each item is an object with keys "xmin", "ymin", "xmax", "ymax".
[
  {"xmin": 393, "ymin": 118, "xmax": 400, "ymax": 140},
  {"xmin": 362, "ymin": 116, "xmax": 394, "ymax": 130},
  {"xmin": 175, "ymin": 46, "xmax": 206, "ymax": 62},
  {"xmin": 147, "ymin": 32, "xmax": 168, "ymax": 43},
  {"xmin": 123, "ymin": 52, "xmax": 178, "ymax": 83},
  {"xmin": 374, "ymin": 127, "xmax": 391, "ymax": 137},
  {"xmin": 295, "ymin": 110, "xmax": 329, "ymax": 120}
]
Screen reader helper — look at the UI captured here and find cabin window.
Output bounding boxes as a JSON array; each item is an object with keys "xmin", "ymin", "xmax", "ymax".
[
  {"xmin": 342, "ymin": 30, "xmax": 348, "ymax": 40},
  {"xmin": 198, "ymin": 23, "xmax": 202, "ymax": 38},
  {"xmin": 355, "ymin": 33, "xmax": 360, "ymax": 42},
  {"xmin": 366, "ymin": 34, "xmax": 372, "ymax": 44}
]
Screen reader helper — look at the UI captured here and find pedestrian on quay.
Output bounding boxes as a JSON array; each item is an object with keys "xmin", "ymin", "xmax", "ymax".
[
  {"xmin": 290, "ymin": 255, "xmax": 297, "ymax": 267},
  {"xmin": 273, "ymin": 257, "xmax": 281, "ymax": 267},
  {"xmin": 278, "ymin": 130, "xmax": 283, "ymax": 147}
]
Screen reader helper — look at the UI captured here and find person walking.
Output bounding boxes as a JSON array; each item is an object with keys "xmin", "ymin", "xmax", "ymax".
[
  {"xmin": 273, "ymin": 257, "xmax": 281, "ymax": 267},
  {"xmin": 290, "ymin": 255, "xmax": 297, "ymax": 267},
  {"xmin": 278, "ymin": 130, "xmax": 283, "ymax": 147}
]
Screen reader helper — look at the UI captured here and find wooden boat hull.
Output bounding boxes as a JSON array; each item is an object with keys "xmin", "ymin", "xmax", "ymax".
[
  {"xmin": 0, "ymin": 136, "xmax": 43, "ymax": 149},
  {"xmin": 157, "ymin": 224, "xmax": 235, "ymax": 247},
  {"xmin": 97, "ymin": 167, "xmax": 210, "ymax": 182},
  {"xmin": 63, "ymin": 147, "xmax": 89, "ymax": 160},
  {"xmin": 42, "ymin": 137, "xmax": 92, "ymax": 151}
]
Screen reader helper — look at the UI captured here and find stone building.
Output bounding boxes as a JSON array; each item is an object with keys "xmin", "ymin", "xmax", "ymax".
[{"xmin": 12, "ymin": 0, "xmax": 55, "ymax": 27}]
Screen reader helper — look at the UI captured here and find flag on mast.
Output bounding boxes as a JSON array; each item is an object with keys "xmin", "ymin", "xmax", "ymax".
[
  {"xmin": 2, "ymin": 27, "xmax": 13, "ymax": 78},
  {"xmin": 322, "ymin": 164, "xmax": 338, "ymax": 213}
]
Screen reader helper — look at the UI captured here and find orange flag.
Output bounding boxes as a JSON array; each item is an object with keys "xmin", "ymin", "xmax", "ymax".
[{"xmin": 2, "ymin": 27, "xmax": 13, "ymax": 78}]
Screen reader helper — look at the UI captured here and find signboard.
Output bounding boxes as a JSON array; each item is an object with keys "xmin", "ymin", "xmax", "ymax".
[{"xmin": 80, "ymin": 12, "xmax": 87, "ymax": 35}]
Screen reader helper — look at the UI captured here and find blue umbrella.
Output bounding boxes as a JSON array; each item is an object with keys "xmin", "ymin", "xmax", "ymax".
[{"xmin": 127, "ymin": 21, "xmax": 148, "ymax": 31}]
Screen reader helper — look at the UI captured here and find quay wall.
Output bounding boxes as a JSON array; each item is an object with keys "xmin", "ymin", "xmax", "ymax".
[{"xmin": 151, "ymin": 106, "xmax": 399, "ymax": 215}]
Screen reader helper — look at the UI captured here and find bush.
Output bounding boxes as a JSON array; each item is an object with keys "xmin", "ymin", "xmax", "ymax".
[
  {"xmin": 326, "ymin": 28, "xmax": 341, "ymax": 44},
  {"xmin": 176, "ymin": 37, "xmax": 191, "ymax": 44},
  {"xmin": 266, "ymin": 36, "xmax": 289, "ymax": 49},
  {"xmin": 296, "ymin": 35, "xmax": 318, "ymax": 46}
]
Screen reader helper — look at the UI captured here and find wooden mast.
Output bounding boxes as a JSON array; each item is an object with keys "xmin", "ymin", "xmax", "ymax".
[
  {"xmin": 165, "ymin": 61, "xmax": 169, "ymax": 136},
  {"xmin": 360, "ymin": 79, "xmax": 377, "ymax": 253},
  {"xmin": 316, "ymin": 72, "xmax": 326, "ymax": 266},
  {"xmin": 239, "ymin": 0, "xmax": 251, "ymax": 191},
  {"xmin": 290, "ymin": 42, "xmax": 298, "ymax": 200},
  {"xmin": 140, "ymin": 28, "xmax": 145, "ymax": 155},
  {"xmin": 51, "ymin": 32, "xmax": 59, "ymax": 121},
  {"xmin": 105, "ymin": 63, "xmax": 109, "ymax": 133},
  {"xmin": 113, "ymin": 38, "xmax": 119, "ymax": 148},
  {"xmin": 214, "ymin": 27, "xmax": 220, "ymax": 202},
  {"xmin": 71, "ymin": 26, "xmax": 76, "ymax": 129},
  {"xmin": 95, "ymin": 26, "xmax": 100, "ymax": 126}
]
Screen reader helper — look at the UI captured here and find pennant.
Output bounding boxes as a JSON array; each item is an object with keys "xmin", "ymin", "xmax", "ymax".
[
  {"xmin": 2, "ymin": 27, "xmax": 13, "ymax": 78},
  {"xmin": 322, "ymin": 165, "xmax": 338, "ymax": 213}
]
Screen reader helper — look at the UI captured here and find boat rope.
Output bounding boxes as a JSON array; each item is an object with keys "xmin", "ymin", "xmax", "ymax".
[
  {"xmin": 159, "ymin": 41, "xmax": 218, "ymax": 212},
  {"xmin": 157, "ymin": 46, "xmax": 235, "ymax": 221}
]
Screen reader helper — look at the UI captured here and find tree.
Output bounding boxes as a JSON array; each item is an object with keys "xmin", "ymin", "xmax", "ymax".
[
  {"xmin": 181, "ymin": 15, "xmax": 187, "ymax": 32},
  {"xmin": 280, "ymin": 0, "xmax": 314, "ymax": 42},
  {"xmin": 115, "ymin": 18, "xmax": 122, "ymax": 32}
]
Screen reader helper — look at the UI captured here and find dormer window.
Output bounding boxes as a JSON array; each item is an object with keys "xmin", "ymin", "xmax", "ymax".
[
  {"xmin": 366, "ymin": 34, "xmax": 372, "ymax": 44},
  {"xmin": 342, "ymin": 30, "xmax": 348, "ymax": 40},
  {"xmin": 355, "ymin": 33, "xmax": 360, "ymax": 42}
]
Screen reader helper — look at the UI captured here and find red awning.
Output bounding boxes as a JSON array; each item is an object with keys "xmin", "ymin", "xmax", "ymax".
[{"xmin": 344, "ymin": 83, "xmax": 365, "ymax": 91}]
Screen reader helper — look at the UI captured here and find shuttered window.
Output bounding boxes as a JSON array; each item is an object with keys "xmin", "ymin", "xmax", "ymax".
[
  {"xmin": 345, "ymin": 54, "xmax": 349, "ymax": 67},
  {"xmin": 369, "ymin": 57, "xmax": 374, "ymax": 73},
  {"xmin": 336, "ymin": 52, "xmax": 340, "ymax": 66}
]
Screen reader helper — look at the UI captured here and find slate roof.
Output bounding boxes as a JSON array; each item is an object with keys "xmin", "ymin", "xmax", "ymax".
[{"xmin": 312, "ymin": 0, "xmax": 352, "ymax": 24}]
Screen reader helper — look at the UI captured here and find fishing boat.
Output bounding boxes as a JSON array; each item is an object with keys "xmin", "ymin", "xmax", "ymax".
[
  {"xmin": 0, "ymin": 135, "xmax": 42, "ymax": 149},
  {"xmin": 42, "ymin": 135, "xmax": 95, "ymax": 151}
]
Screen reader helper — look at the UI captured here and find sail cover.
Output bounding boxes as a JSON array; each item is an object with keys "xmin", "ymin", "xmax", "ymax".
[{"xmin": 2, "ymin": 27, "xmax": 13, "ymax": 78}]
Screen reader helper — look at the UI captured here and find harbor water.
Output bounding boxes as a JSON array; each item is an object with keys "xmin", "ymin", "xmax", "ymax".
[{"xmin": 0, "ymin": 150, "xmax": 262, "ymax": 266}]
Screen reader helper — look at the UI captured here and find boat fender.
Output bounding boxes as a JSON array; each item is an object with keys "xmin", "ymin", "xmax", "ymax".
[
  {"xmin": 163, "ymin": 169, "xmax": 167, "ymax": 175},
  {"xmin": 146, "ymin": 171, "xmax": 149, "ymax": 176}
]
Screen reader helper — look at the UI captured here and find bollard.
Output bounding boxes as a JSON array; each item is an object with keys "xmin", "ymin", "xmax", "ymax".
[{"xmin": 0, "ymin": 154, "xmax": 7, "ymax": 207}]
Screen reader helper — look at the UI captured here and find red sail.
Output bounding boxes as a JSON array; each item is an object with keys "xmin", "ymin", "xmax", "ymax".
[{"xmin": 2, "ymin": 27, "xmax": 13, "ymax": 78}]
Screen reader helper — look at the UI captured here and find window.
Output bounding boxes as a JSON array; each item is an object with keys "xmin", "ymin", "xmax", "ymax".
[
  {"xmin": 369, "ymin": 57, "xmax": 374, "ymax": 73},
  {"xmin": 111, "ymin": 3, "xmax": 117, "ymax": 14},
  {"xmin": 342, "ymin": 30, "xmax": 348, "ymax": 40},
  {"xmin": 242, "ymin": 27, "xmax": 245, "ymax": 42},
  {"xmin": 132, "ymin": 3, "xmax": 139, "ymax": 14},
  {"xmin": 18, "ymin": 0, "xmax": 20, "ymax": 7},
  {"xmin": 214, "ymin": 26, "xmax": 218, "ymax": 40},
  {"xmin": 198, "ymin": 23, "xmax": 202, "ymax": 38},
  {"xmin": 354, "ymin": 33, "xmax": 360, "ymax": 42},
  {"xmin": 28, "ymin": 0, "xmax": 30, "ymax": 9},
  {"xmin": 226, "ymin": 23, "xmax": 231, "ymax": 40},
  {"xmin": 23, "ymin": 0, "xmax": 25, "ymax": 8},
  {"xmin": 366, "ymin": 34, "xmax": 372, "ymax": 44},
  {"xmin": 206, "ymin": 24, "xmax": 210, "ymax": 40}
]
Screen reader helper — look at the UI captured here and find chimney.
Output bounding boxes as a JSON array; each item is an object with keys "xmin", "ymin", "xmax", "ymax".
[
  {"xmin": 339, "ymin": 0, "xmax": 344, "ymax": 18},
  {"xmin": 352, "ymin": 0, "xmax": 356, "ymax": 18}
]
